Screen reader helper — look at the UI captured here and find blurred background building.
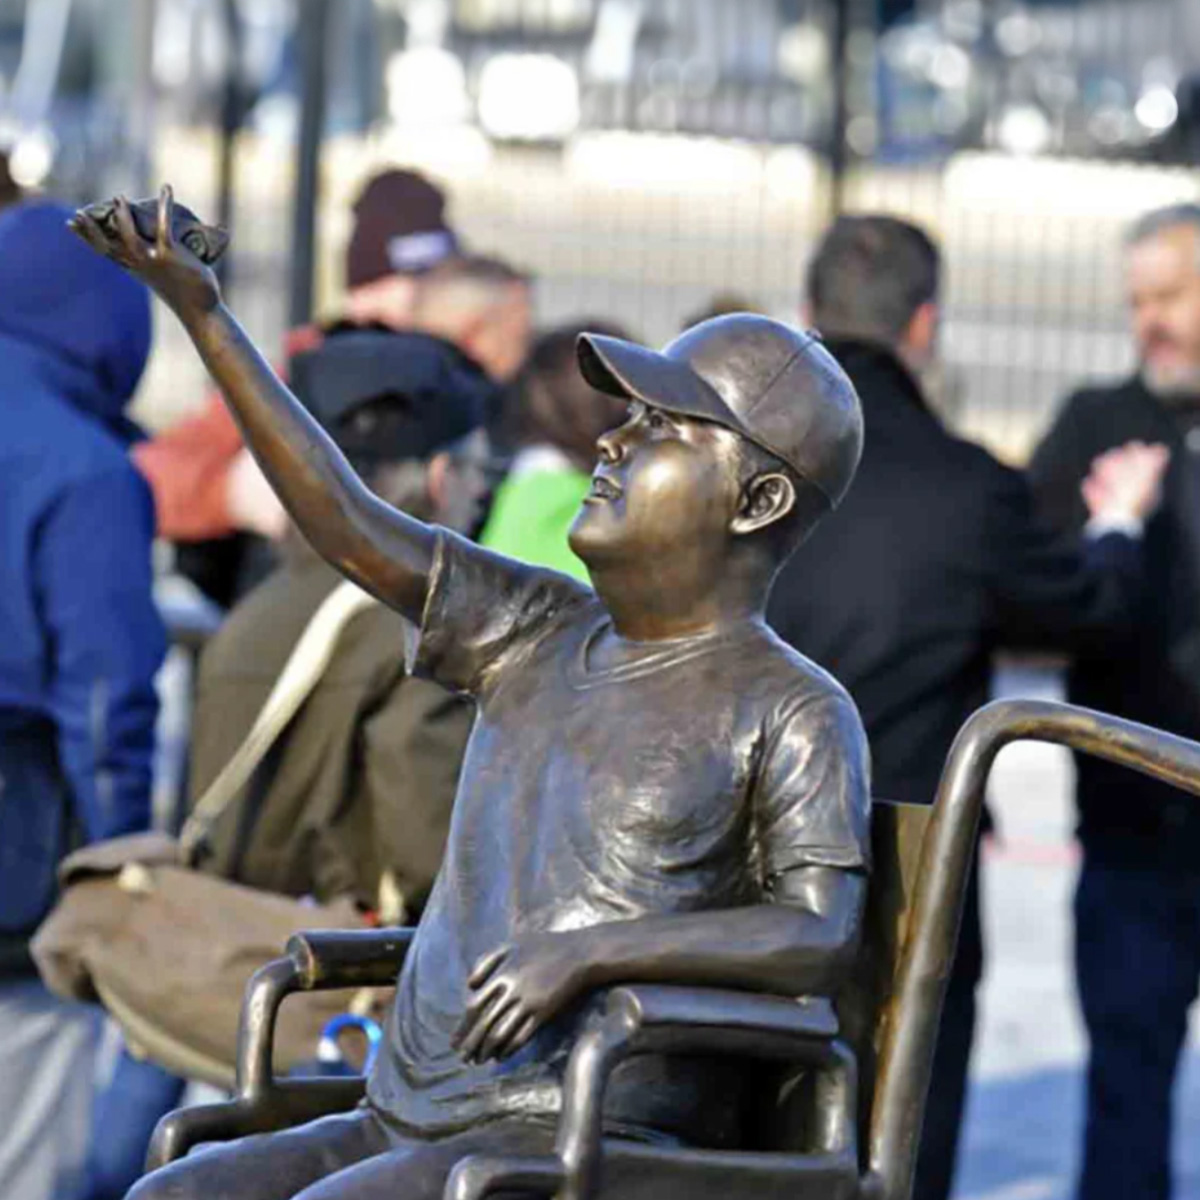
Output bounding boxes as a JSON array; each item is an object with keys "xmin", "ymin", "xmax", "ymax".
[
  {"xmin": 7, "ymin": 0, "xmax": 1200, "ymax": 462},
  {"xmin": 3, "ymin": 3, "xmax": 1198, "ymax": 1197}
]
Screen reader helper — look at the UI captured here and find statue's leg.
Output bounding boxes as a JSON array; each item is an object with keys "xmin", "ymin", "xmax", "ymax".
[
  {"xmin": 126, "ymin": 1107, "xmax": 392, "ymax": 1200},
  {"xmin": 290, "ymin": 1116, "xmax": 558, "ymax": 1200}
]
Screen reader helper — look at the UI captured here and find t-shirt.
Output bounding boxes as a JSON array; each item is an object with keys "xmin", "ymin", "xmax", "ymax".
[{"xmin": 367, "ymin": 530, "xmax": 871, "ymax": 1143}]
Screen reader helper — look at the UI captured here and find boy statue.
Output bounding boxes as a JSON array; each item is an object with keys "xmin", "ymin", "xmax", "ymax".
[{"xmin": 71, "ymin": 190, "xmax": 871, "ymax": 1200}]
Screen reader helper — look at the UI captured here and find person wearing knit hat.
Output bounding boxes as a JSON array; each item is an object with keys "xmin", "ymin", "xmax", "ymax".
[
  {"xmin": 340, "ymin": 169, "xmax": 462, "ymax": 332},
  {"xmin": 346, "ymin": 169, "xmax": 459, "ymax": 288}
]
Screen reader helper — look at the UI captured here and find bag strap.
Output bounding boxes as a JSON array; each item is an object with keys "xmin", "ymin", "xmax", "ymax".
[{"xmin": 180, "ymin": 579, "xmax": 380, "ymax": 862}]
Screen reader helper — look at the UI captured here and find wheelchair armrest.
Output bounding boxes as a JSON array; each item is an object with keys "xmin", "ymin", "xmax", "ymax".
[
  {"xmin": 554, "ymin": 985, "xmax": 844, "ymax": 1200},
  {"xmin": 594, "ymin": 984, "xmax": 838, "ymax": 1056},
  {"xmin": 447, "ymin": 988, "xmax": 849, "ymax": 1200},
  {"xmin": 286, "ymin": 926, "xmax": 416, "ymax": 988},
  {"xmin": 238, "ymin": 927, "xmax": 414, "ymax": 1099},
  {"xmin": 148, "ymin": 929, "xmax": 415, "ymax": 1170}
]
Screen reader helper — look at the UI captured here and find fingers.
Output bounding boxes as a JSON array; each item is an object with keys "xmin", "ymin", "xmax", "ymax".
[
  {"xmin": 113, "ymin": 196, "xmax": 138, "ymax": 245},
  {"xmin": 1081, "ymin": 439, "xmax": 1172, "ymax": 522},
  {"xmin": 113, "ymin": 196, "xmax": 148, "ymax": 267},
  {"xmin": 456, "ymin": 991, "xmax": 516, "ymax": 1063},
  {"xmin": 468, "ymin": 945, "xmax": 509, "ymax": 988},
  {"xmin": 460, "ymin": 973, "xmax": 508, "ymax": 1032},
  {"xmin": 453, "ymin": 963, "xmax": 510, "ymax": 1052},
  {"xmin": 156, "ymin": 184, "xmax": 175, "ymax": 255},
  {"xmin": 488, "ymin": 1011, "xmax": 540, "ymax": 1062},
  {"xmin": 459, "ymin": 995, "xmax": 540, "ymax": 1064},
  {"xmin": 1080, "ymin": 477, "xmax": 1104, "ymax": 513},
  {"xmin": 70, "ymin": 208, "xmax": 138, "ymax": 273},
  {"xmin": 1091, "ymin": 446, "xmax": 1135, "ymax": 477},
  {"xmin": 455, "ymin": 940, "xmax": 562, "ymax": 1064},
  {"xmin": 1087, "ymin": 442, "xmax": 1168, "ymax": 487},
  {"xmin": 1145, "ymin": 442, "xmax": 1172, "ymax": 474},
  {"xmin": 451, "ymin": 1002, "xmax": 487, "ymax": 1058},
  {"xmin": 475, "ymin": 1001, "xmax": 532, "ymax": 1063},
  {"xmin": 1097, "ymin": 441, "xmax": 1170, "ymax": 471},
  {"xmin": 68, "ymin": 211, "xmax": 112, "ymax": 257}
]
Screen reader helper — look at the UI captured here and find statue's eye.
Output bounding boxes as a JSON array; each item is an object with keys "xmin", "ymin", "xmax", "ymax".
[
  {"xmin": 181, "ymin": 229, "xmax": 205, "ymax": 258},
  {"xmin": 647, "ymin": 409, "xmax": 669, "ymax": 432}
]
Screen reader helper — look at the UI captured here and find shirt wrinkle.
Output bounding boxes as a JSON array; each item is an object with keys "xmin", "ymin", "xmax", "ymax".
[{"xmin": 370, "ymin": 529, "xmax": 869, "ymax": 1142}]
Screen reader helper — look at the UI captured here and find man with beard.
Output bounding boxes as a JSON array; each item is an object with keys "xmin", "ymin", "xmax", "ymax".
[{"xmin": 1030, "ymin": 204, "xmax": 1200, "ymax": 1200}]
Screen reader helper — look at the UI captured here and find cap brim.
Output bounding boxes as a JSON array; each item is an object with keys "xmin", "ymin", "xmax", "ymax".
[{"xmin": 577, "ymin": 333, "xmax": 750, "ymax": 439}]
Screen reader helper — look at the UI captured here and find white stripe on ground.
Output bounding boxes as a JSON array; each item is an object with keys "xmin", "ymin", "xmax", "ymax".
[{"xmin": 960, "ymin": 1180, "xmax": 1060, "ymax": 1200}]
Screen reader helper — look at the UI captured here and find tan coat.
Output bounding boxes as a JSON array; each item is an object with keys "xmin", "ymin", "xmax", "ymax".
[{"xmin": 188, "ymin": 545, "xmax": 472, "ymax": 919}]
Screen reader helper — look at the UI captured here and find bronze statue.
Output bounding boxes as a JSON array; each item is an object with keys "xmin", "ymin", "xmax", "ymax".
[
  {"xmin": 80, "ymin": 195, "xmax": 229, "ymax": 265},
  {"xmin": 70, "ymin": 189, "xmax": 871, "ymax": 1200}
]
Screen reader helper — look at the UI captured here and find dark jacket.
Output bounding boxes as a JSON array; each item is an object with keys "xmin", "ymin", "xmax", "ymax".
[
  {"xmin": 0, "ymin": 201, "xmax": 164, "ymax": 972},
  {"xmin": 1030, "ymin": 375, "xmax": 1200, "ymax": 868},
  {"xmin": 767, "ymin": 340, "xmax": 1143, "ymax": 811},
  {"xmin": 189, "ymin": 545, "xmax": 472, "ymax": 918}
]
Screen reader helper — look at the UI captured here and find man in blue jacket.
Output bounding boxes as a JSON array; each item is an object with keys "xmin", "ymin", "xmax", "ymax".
[{"xmin": 0, "ymin": 200, "xmax": 164, "ymax": 1200}]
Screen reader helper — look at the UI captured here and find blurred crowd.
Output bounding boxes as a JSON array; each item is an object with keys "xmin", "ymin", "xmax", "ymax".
[{"xmin": 1, "ymin": 156, "xmax": 1199, "ymax": 1200}]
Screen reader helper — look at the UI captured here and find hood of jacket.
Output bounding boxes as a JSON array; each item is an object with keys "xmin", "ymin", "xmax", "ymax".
[{"xmin": 0, "ymin": 199, "xmax": 151, "ymax": 444}]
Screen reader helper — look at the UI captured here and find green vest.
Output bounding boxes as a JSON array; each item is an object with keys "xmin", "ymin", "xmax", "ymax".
[{"xmin": 480, "ymin": 468, "xmax": 592, "ymax": 583}]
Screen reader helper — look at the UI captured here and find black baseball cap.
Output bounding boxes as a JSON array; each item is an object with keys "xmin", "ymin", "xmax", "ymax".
[
  {"xmin": 577, "ymin": 313, "xmax": 863, "ymax": 510},
  {"xmin": 291, "ymin": 330, "xmax": 484, "ymax": 464}
]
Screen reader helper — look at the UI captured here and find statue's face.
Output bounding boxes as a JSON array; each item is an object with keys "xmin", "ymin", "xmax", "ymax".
[{"xmin": 569, "ymin": 400, "xmax": 740, "ymax": 569}]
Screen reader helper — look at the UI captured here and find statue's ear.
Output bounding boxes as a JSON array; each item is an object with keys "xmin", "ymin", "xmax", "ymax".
[{"xmin": 731, "ymin": 472, "xmax": 796, "ymax": 537}]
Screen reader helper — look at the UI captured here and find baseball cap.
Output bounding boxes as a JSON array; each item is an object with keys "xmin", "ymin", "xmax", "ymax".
[
  {"xmin": 291, "ymin": 330, "xmax": 484, "ymax": 464},
  {"xmin": 345, "ymin": 169, "xmax": 460, "ymax": 290},
  {"xmin": 576, "ymin": 313, "xmax": 863, "ymax": 510}
]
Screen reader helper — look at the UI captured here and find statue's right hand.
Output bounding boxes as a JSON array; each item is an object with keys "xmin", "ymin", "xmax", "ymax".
[{"xmin": 69, "ymin": 185, "xmax": 221, "ymax": 316}]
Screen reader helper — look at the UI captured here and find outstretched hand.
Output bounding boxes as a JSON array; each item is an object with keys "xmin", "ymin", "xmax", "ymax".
[
  {"xmin": 69, "ymin": 186, "xmax": 221, "ymax": 317},
  {"xmin": 1081, "ymin": 440, "xmax": 1171, "ymax": 526},
  {"xmin": 453, "ymin": 933, "xmax": 591, "ymax": 1065}
]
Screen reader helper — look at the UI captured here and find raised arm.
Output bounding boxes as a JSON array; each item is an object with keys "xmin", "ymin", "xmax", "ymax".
[{"xmin": 70, "ymin": 188, "xmax": 434, "ymax": 622}]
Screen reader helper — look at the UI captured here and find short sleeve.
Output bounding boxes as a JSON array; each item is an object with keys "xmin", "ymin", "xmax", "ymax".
[
  {"xmin": 410, "ymin": 529, "xmax": 592, "ymax": 696},
  {"xmin": 755, "ymin": 689, "xmax": 872, "ymax": 882}
]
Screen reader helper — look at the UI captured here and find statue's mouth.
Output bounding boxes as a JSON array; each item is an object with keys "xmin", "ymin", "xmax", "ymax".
[{"xmin": 587, "ymin": 474, "xmax": 623, "ymax": 502}]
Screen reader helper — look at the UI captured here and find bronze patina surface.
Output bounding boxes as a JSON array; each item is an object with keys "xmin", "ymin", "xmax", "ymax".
[
  {"xmin": 71, "ymin": 188, "xmax": 874, "ymax": 1200},
  {"xmin": 80, "ymin": 195, "xmax": 229, "ymax": 265}
]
